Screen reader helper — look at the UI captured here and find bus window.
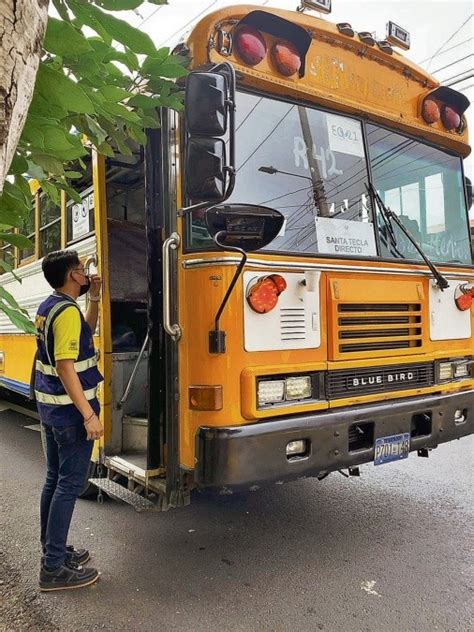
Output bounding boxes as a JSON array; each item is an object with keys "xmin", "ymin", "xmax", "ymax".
[
  {"xmin": 367, "ymin": 124, "xmax": 472, "ymax": 265},
  {"xmin": 18, "ymin": 204, "xmax": 36, "ymax": 263},
  {"xmin": 39, "ymin": 194, "xmax": 61, "ymax": 257},
  {"xmin": 67, "ymin": 156, "xmax": 94, "ymax": 244},
  {"xmin": 105, "ymin": 150, "xmax": 145, "ymax": 226},
  {"xmin": 188, "ymin": 92, "xmax": 374, "ymax": 255},
  {"xmin": 105, "ymin": 149, "xmax": 147, "ymax": 352}
]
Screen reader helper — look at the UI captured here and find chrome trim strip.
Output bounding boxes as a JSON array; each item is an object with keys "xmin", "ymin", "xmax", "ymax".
[{"xmin": 182, "ymin": 256, "xmax": 474, "ymax": 279}]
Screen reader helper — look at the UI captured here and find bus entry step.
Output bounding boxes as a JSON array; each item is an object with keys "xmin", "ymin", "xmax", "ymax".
[{"xmin": 88, "ymin": 477, "xmax": 156, "ymax": 512}]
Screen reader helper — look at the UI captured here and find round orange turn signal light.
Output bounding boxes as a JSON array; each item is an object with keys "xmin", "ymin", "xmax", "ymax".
[{"xmin": 247, "ymin": 274, "xmax": 287, "ymax": 314}]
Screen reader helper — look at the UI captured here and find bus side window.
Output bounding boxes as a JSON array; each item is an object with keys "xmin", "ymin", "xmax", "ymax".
[{"xmin": 39, "ymin": 194, "xmax": 61, "ymax": 257}]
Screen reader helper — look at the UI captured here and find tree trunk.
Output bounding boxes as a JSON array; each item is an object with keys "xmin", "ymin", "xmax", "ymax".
[{"xmin": 0, "ymin": 0, "xmax": 48, "ymax": 193}]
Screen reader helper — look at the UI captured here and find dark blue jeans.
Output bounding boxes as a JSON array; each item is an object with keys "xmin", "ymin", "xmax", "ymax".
[{"xmin": 40, "ymin": 423, "xmax": 93, "ymax": 570}]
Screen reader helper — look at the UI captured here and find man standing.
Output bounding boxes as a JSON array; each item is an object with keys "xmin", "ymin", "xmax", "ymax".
[{"xmin": 35, "ymin": 250, "xmax": 104, "ymax": 591}]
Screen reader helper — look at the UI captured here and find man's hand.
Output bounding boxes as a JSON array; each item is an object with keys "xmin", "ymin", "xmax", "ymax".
[
  {"xmin": 84, "ymin": 413, "xmax": 104, "ymax": 441},
  {"xmin": 88, "ymin": 274, "xmax": 102, "ymax": 300}
]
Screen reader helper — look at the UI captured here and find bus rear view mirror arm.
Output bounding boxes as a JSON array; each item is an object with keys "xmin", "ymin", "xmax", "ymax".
[{"xmin": 205, "ymin": 204, "xmax": 285, "ymax": 353}]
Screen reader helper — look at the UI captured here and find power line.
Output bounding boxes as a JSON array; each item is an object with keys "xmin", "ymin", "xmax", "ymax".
[
  {"xmin": 236, "ymin": 106, "xmax": 296, "ymax": 173},
  {"xmin": 425, "ymin": 14, "xmax": 473, "ymax": 70},
  {"xmin": 156, "ymin": 1, "xmax": 219, "ymax": 48},
  {"xmin": 417, "ymin": 36, "xmax": 473, "ymax": 64},
  {"xmin": 431, "ymin": 53, "xmax": 474, "ymax": 76},
  {"xmin": 138, "ymin": 3, "xmax": 165, "ymax": 28},
  {"xmin": 445, "ymin": 71, "xmax": 474, "ymax": 87}
]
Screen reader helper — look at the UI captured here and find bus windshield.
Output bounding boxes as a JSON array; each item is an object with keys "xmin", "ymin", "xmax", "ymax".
[{"xmin": 189, "ymin": 91, "xmax": 472, "ymax": 265}]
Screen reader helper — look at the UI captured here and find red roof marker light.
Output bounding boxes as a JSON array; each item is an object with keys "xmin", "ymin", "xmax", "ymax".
[{"xmin": 234, "ymin": 26, "xmax": 267, "ymax": 66}]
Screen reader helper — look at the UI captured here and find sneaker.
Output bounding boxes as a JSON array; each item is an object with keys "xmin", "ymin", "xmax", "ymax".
[
  {"xmin": 66, "ymin": 545, "xmax": 90, "ymax": 566},
  {"xmin": 39, "ymin": 561, "xmax": 99, "ymax": 592}
]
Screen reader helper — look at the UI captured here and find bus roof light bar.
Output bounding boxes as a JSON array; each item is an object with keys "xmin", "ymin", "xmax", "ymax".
[{"xmin": 297, "ymin": 0, "xmax": 331, "ymax": 14}]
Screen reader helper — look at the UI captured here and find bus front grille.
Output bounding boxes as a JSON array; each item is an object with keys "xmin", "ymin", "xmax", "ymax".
[{"xmin": 336, "ymin": 303, "xmax": 423, "ymax": 355}]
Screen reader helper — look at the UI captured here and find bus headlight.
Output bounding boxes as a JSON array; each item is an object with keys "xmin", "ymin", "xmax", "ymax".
[
  {"xmin": 436, "ymin": 357, "xmax": 472, "ymax": 383},
  {"xmin": 285, "ymin": 376, "xmax": 312, "ymax": 400},
  {"xmin": 438, "ymin": 362, "xmax": 453, "ymax": 381},
  {"xmin": 454, "ymin": 363, "xmax": 470, "ymax": 379},
  {"xmin": 257, "ymin": 380, "xmax": 285, "ymax": 405},
  {"xmin": 257, "ymin": 375, "xmax": 314, "ymax": 407}
]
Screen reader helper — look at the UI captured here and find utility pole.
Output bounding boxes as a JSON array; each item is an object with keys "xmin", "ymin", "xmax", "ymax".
[{"xmin": 297, "ymin": 106, "xmax": 330, "ymax": 217}]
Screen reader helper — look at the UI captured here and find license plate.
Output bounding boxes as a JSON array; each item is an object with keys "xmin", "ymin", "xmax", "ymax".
[{"xmin": 374, "ymin": 432, "xmax": 410, "ymax": 466}]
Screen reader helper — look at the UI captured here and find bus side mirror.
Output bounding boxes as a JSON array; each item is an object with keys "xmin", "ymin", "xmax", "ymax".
[
  {"xmin": 187, "ymin": 138, "xmax": 226, "ymax": 200},
  {"xmin": 184, "ymin": 64, "xmax": 236, "ymax": 205},
  {"xmin": 185, "ymin": 73, "xmax": 227, "ymax": 136},
  {"xmin": 205, "ymin": 203, "xmax": 284, "ymax": 253}
]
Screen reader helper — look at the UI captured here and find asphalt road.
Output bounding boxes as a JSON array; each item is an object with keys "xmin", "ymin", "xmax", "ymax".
[{"xmin": 0, "ymin": 404, "xmax": 473, "ymax": 632}]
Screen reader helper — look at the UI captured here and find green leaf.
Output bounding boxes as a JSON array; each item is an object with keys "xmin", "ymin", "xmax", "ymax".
[
  {"xmin": 123, "ymin": 47, "xmax": 139, "ymax": 72},
  {"xmin": 0, "ymin": 190, "xmax": 28, "ymax": 216},
  {"xmin": 69, "ymin": 1, "xmax": 112, "ymax": 44},
  {"xmin": 52, "ymin": 146, "xmax": 88, "ymax": 162},
  {"xmin": 43, "ymin": 127, "xmax": 76, "ymax": 153},
  {"xmin": 127, "ymin": 94, "xmax": 161, "ymax": 109},
  {"xmin": 52, "ymin": 0, "xmax": 71, "ymax": 22},
  {"xmin": 126, "ymin": 123, "xmax": 147, "ymax": 145},
  {"xmin": 27, "ymin": 162, "xmax": 47, "ymax": 181},
  {"xmin": 142, "ymin": 112, "xmax": 161, "ymax": 129},
  {"xmin": 100, "ymin": 101, "xmax": 141, "ymax": 123},
  {"xmin": 0, "ymin": 302, "xmax": 35, "ymax": 334},
  {"xmin": 0, "ymin": 287, "xmax": 25, "ymax": 311},
  {"xmin": 78, "ymin": 3, "xmax": 157, "ymax": 55},
  {"xmin": 97, "ymin": 141, "xmax": 115, "ymax": 158},
  {"xmin": 98, "ymin": 85, "xmax": 130, "ymax": 102},
  {"xmin": 35, "ymin": 65, "xmax": 94, "ymax": 114},
  {"xmin": 3, "ymin": 180, "xmax": 27, "ymax": 203},
  {"xmin": 14, "ymin": 176, "xmax": 33, "ymax": 204},
  {"xmin": 0, "ymin": 258, "xmax": 14, "ymax": 274},
  {"xmin": 41, "ymin": 181, "xmax": 61, "ymax": 205},
  {"xmin": 0, "ymin": 208, "xmax": 24, "ymax": 229},
  {"xmin": 8, "ymin": 154, "xmax": 29, "ymax": 175},
  {"xmin": 85, "ymin": 115, "xmax": 108, "ymax": 145},
  {"xmin": 64, "ymin": 171, "xmax": 83, "ymax": 179},
  {"xmin": 144, "ymin": 47, "xmax": 170, "ymax": 67},
  {"xmin": 143, "ymin": 52, "xmax": 188, "ymax": 78},
  {"xmin": 44, "ymin": 17, "xmax": 93, "ymax": 56},
  {"xmin": 0, "ymin": 233, "xmax": 32, "ymax": 249},
  {"xmin": 92, "ymin": 0, "xmax": 146, "ymax": 9},
  {"xmin": 29, "ymin": 153, "xmax": 65, "ymax": 176},
  {"xmin": 28, "ymin": 95, "xmax": 68, "ymax": 121}
]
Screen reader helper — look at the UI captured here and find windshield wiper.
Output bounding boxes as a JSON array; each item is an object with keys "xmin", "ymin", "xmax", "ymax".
[{"xmin": 366, "ymin": 182, "xmax": 450, "ymax": 290}]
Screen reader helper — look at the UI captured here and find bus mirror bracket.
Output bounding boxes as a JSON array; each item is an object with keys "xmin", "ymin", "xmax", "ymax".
[
  {"xmin": 205, "ymin": 204, "xmax": 285, "ymax": 354},
  {"xmin": 180, "ymin": 62, "xmax": 236, "ymax": 217}
]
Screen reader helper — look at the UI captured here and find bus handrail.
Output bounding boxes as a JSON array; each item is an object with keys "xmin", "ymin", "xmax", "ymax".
[{"xmin": 162, "ymin": 232, "xmax": 182, "ymax": 341}]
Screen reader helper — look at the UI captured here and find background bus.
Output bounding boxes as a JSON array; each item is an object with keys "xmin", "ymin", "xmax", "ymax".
[{"xmin": 0, "ymin": 3, "xmax": 473, "ymax": 510}]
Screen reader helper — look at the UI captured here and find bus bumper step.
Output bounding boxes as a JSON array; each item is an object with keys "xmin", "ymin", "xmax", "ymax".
[{"xmin": 88, "ymin": 477, "xmax": 159, "ymax": 512}]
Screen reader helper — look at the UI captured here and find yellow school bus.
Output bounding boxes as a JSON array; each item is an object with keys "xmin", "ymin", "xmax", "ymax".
[{"xmin": 1, "ymin": 3, "xmax": 473, "ymax": 510}]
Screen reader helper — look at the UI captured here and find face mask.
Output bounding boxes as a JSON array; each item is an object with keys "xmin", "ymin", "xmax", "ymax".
[
  {"xmin": 78, "ymin": 277, "xmax": 91, "ymax": 297},
  {"xmin": 72, "ymin": 270, "xmax": 90, "ymax": 296}
]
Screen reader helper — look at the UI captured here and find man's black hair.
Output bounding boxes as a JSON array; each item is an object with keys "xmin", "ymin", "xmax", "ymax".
[{"xmin": 42, "ymin": 250, "xmax": 80, "ymax": 289}]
